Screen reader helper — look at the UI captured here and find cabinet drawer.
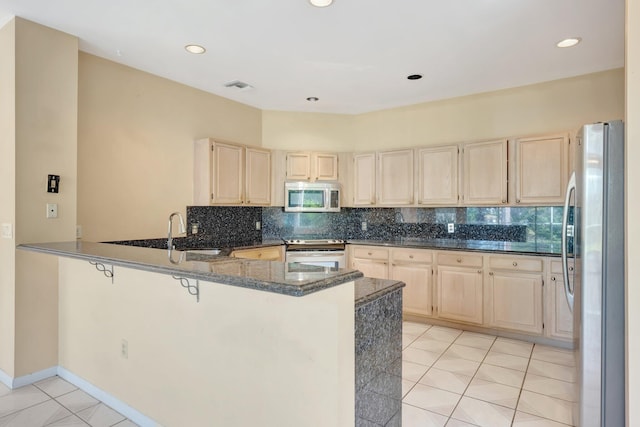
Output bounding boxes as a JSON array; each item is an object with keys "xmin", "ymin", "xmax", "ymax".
[
  {"xmin": 550, "ymin": 259, "xmax": 574, "ymax": 275},
  {"xmin": 231, "ymin": 246, "xmax": 283, "ymax": 261},
  {"xmin": 351, "ymin": 246, "xmax": 389, "ymax": 261},
  {"xmin": 437, "ymin": 252, "xmax": 483, "ymax": 268},
  {"xmin": 489, "ymin": 256, "xmax": 543, "ymax": 272},
  {"xmin": 391, "ymin": 248, "xmax": 432, "ymax": 264}
]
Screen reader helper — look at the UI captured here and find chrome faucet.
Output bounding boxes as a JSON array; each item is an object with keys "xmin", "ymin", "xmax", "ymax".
[{"xmin": 167, "ymin": 212, "xmax": 186, "ymax": 251}]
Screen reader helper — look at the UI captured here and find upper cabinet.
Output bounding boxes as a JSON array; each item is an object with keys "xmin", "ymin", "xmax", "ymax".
[
  {"xmin": 286, "ymin": 152, "xmax": 338, "ymax": 182},
  {"xmin": 512, "ymin": 133, "xmax": 570, "ymax": 205},
  {"xmin": 377, "ymin": 149, "xmax": 414, "ymax": 205},
  {"xmin": 461, "ymin": 139, "xmax": 508, "ymax": 205},
  {"xmin": 417, "ymin": 145, "xmax": 459, "ymax": 205},
  {"xmin": 353, "ymin": 153, "xmax": 377, "ymax": 206},
  {"xmin": 194, "ymin": 138, "xmax": 271, "ymax": 206}
]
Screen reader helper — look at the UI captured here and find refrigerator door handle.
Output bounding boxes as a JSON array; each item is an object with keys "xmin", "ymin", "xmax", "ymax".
[{"xmin": 561, "ymin": 171, "xmax": 576, "ymax": 312}]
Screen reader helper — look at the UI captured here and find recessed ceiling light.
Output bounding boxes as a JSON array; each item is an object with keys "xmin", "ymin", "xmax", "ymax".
[
  {"xmin": 407, "ymin": 74, "xmax": 423, "ymax": 80},
  {"xmin": 185, "ymin": 44, "xmax": 206, "ymax": 54},
  {"xmin": 309, "ymin": 0, "xmax": 333, "ymax": 7},
  {"xmin": 306, "ymin": 97, "xmax": 319, "ymax": 102},
  {"xmin": 556, "ymin": 38, "xmax": 581, "ymax": 48}
]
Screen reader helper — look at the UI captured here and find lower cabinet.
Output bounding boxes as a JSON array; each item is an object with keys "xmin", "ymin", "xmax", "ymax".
[
  {"xmin": 546, "ymin": 259, "xmax": 574, "ymax": 340},
  {"xmin": 390, "ymin": 248, "xmax": 433, "ymax": 317},
  {"xmin": 350, "ymin": 245, "xmax": 389, "ymax": 279},
  {"xmin": 435, "ymin": 252, "xmax": 484, "ymax": 325},
  {"xmin": 230, "ymin": 245, "xmax": 284, "ymax": 261}
]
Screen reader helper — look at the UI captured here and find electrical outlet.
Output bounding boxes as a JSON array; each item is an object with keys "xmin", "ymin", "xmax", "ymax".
[
  {"xmin": 361, "ymin": 221, "xmax": 367, "ymax": 231},
  {"xmin": 46, "ymin": 203, "xmax": 58, "ymax": 219},
  {"xmin": 1, "ymin": 223, "xmax": 12, "ymax": 239},
  {"xmin": 121, "ymin": 339, "xmax": 128, "ymax": 359},
  {"xmin": 256, "ymin": 221, "xmax": 261, "ymax": 231},
  {"xmin": 447, "ymin": 223, "xmax": 455, "ymax": 233}
]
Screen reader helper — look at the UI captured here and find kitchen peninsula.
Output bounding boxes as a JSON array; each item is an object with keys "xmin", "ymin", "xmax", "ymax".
[{"xmin": 17, "ymin": 241, "xmax": 403, "ymax": 427}]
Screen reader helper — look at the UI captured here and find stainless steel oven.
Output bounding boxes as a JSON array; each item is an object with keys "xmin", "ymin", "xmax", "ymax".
[{"xmin": 284, "ymin": 239, "xmax": 346, "ymax": 269}]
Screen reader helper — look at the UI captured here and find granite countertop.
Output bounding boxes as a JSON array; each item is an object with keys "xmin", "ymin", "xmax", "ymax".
[
  {"xmin": 347, "ymin": 238, "xmax": 562, "ymax": 256},
  {"xmin": 354, "ymin": 277, "xmax": 405, "ymax": 308},
  {"xmin": 17, "ymin": 241, "xmax": 362, "ymax": 297}
]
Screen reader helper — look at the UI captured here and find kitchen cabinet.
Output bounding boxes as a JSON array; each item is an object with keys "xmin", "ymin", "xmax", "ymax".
[
  {"xmin": 486, "ymin": 255, "xmax": 544, "ymax": 334},
  {"xmin": 353, "ymin": 153, "xmax": 377, "ymax": 206},
  {"xmin": 230, "ymin": 245, "xmax": 284, "ymax": 261},
  {"xmin": 286, "ymin": 151, "xmax": 338, "ymax": 182},
  {"xmin": 377, "ymin": 149, "xmax": 414, "ymax": 205},
  {"xmin": 546, "ymin": 259, "xmax": 574, "ymax": 341},
  {"xmin": 461, "ymin": 139, "xmax": 508, "ymax": 205},
  {"xmin": 194, "ymin": 138, "xmax": 271, "ymax": 206},
  {"xmin": 417, "ymin": 145, "xmax": 459, "ymax": 205},
  {"xmin": 349, "ymin": 245, "xmax": 389, "ymax": 279},
  {"xmin": 512, "ymin": 133, "xmax": 570, "ymax": 205},
  {"xmin": 390, "ymin": 248, "xmax": 433, "ymax": 317},
  {"xmin": 435, "ymin": 252, "xmax": 484, "ymax": 324}
]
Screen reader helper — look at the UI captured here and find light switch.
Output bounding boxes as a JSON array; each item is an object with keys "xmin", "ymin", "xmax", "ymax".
[{"xmin": 1, "ymin": 223, "xmax": 12, "ymax": 239}]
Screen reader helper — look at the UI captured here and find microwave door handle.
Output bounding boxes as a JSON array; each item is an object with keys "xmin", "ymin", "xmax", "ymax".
[{"xmin": 561, "ymin": 171, "xmax": 576, "ymax": 312}]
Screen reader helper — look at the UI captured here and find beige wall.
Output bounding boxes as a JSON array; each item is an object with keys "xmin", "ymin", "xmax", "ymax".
[
  {"xmin": 0, "ymin": 19, "xmax": 16, "ymax": 378},
  {"xmin": 77, "ymin": 54, "xmax": 263, "ymax": 242},
  {"xmin": 626, "ymin": 0, "xmax": 638, "ymax": 424},
  {"xmin": 0, "ymin": 18, "xmax": 78, "ymax": 379},
  {"xmin": 263, "ymin": 69, "xmax": 624, "ymax": 152}
]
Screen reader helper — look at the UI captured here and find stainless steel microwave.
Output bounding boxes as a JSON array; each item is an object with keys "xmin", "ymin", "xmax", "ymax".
[{"xmin": 284, "ymin": 182, "xmax": 341, "ymax": 212}]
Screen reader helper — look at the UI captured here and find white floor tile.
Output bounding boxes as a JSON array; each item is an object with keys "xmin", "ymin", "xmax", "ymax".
[
  {"xmin": 464, "ymin": 378, "xmax": 521, "ymax": 409},
  {"xmin": 402, "ymin": 380, "xmax": 416, "ymax": 398},
  {"xmin": 0, "ymin": 385, "xmax": 10, "ymax": 399},
  {"xmin": 475, "ymin": 363, "xmax": 525, "ymax": 388},
  {"xmin": 419, "ymin": 367, "xmax": 473, "ymax": 394},
  {"xmin": 0, "ymin": 399, "xmax": 71, "ymax": 426},
  {"xmin": 531, "ymin": 346, "xmax": 575, "ymax": 367},
  {"xmin": 443, "ymin": 344, "xmax": 489, "ymax": 362},
  {"xmin": 451, "ymin": 396, "xmax": 514, "ymax": 427},
  {"xmin": 523, "ymin": 373, "xmax": 577, "ymax": 402},
  {"xmin": 454, "ymin": 332, "xmax": 496, "ymax": 350},
  {"xmin": 77, "ymin": 403, "xmax": 125, "ymax": 427},
  {"xmin": 47, "ymin": 415, "xmax": 91, "ymax": 426},
  {"xmin": 112, "ymin": 420, "xmax": 139, "ymax": 427},
  {"xmin": 517, "ymin": 390, "xmax": 574, "ymax": 425},
  {"xmin": 432, "ymin": 355, "xmax": 481, "ymax": 377},
  {"xmin": 402, "ymin": 361, "xmax": 430, "ymax": 382},
  {"xmin": 0, "ymin": 385, "xmax": 50, "ymax": 418},
  {"xmin": 403, "ymin": 334, "xmax": 419, "ymax": 348},
  {"xmin": 403, "ymin": 347, "xmax": 441, "ymax": 366},
  {"xmin": 512, "ymin": 410, "xmax": 573, "ymax": 426},
  {"xmin": 527, "ymin": 359, "xmax": 576, "ymax": 383},
  {"xmin": 410, "ymin": 337, "xmax": 453, "ymax": 353},
  {"xmin": 404, "ymin": 322, "xmax": 432, "ymax": 336},
  {"xmin": 35, "ymin": 377, "xmax": 77, "ymax": 398},
  {"xmin": 491, "ymin": 337, "xmax": 534, "ymax": 358},
  {"xmin": 403, "ymin": 384, "xmax": 462, "ymax": 417},
  {"xmin": 446, "ymin": 419, "xmax": 480, "ymax": 427},
  {"xmin": 422, "ymin": 326, "xmax": 462, "ymax": 343},
  {"xmin": 402, "ymin": 403, "xmax": 449, "ymax": 427},
  {"xmin": 56, "ymin": 390, "xmax": 99, "ymax": 414},
  {"xmin": 484, "ymin": 351, "xmax": 530, "ymax": 372}
]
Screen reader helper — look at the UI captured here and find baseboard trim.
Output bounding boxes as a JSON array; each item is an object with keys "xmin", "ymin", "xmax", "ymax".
[{"xmin": 1, "ymin": 366, "xmax": 158, "ymax": 426}]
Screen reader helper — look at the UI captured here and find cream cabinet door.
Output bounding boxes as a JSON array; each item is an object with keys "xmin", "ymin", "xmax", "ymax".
[
  {"xmin": 436, "ymin": 266, "xmax": 483, "ymax": 324},
  {"xmin": 514, "ymin": 133, "xmax": 570, "ymax": 205},
  {"xmin": 378, "ymin": 149, "xmax": 414, "ymax": 205},
  {"xmin": 212, "ymin": 142, "xmax": 244, "ymax": 204},
  {"xmin": 417, "ymin": 145, "xmax": 459, "ymax": 205},
  {"xmin": 547, "ymin": 260, "xmax": 574, "ymax": 340},
  {"xmin": 461, "ymin": 139, "xmax": 508, "ymax": 205},
  {"xmin": 487, "ymin": 271, "xmax": 543, "ymax": 334},
  {"xmin": 313, "ymin": 153, "xmax": 339, "ymax": 181},
  {"xmin": 353, "ymin": 153, "xmax": 377, "ymax": 205},
  {"xmin": 286, "ymin": 152, "xmax": 312, "ymax": 181},
  {"xmin": 245, "ymin": 147, "xmax": 271, "ymax": 206},
  {"xmin": 392, "ymin": 263, "xmax": 432, "ymax": 316},
  {"xmin": 351, "ymin": 258, "xmax": 389, "ymax": 279}
]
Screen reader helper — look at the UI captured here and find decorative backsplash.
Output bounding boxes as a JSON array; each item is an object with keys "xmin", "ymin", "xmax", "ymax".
[{"xmin": 184, "ymin": 206, "xmax": 566, "ymax": 246}]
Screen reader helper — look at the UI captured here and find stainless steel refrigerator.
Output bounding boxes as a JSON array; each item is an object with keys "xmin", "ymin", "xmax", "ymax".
[{"xmin": 562, "ymin": 121, "xmax": 625, "ymax": 427}]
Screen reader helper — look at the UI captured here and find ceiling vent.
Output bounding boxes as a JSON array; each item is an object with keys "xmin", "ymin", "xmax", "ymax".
[{"xmin": 224, "ymin": 80, "xmax": 254, "ymax": 91}]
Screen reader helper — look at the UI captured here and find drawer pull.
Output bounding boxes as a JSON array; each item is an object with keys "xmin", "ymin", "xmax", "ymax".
[
  {"xmin": 569, "ymin": 266, "xmax": 574, "ymax": 272},
  {"xmin": 489, "ymin": 272, "xmax": 494, "ymax": 276},
  {"xmin": 409, "ymin": 255, "xmax": 414, "ymax": 259},
  {"xmin": 456, "ymin": 258, "xmax": 462, "ymax": 263},
  {"xmin": 477, "ymin": 270, "xmax": 482, "ymax": 274},
  {"xmin": 513, "ymin": 261, "xmax": 518, "ymax": 267},
  {"xmin": 551, "ymin": 276, "xmax": 556, "ymax": 281},
  {"xmin": 368, "ymin": 252, "xmax": 372, "ymax": 256}
]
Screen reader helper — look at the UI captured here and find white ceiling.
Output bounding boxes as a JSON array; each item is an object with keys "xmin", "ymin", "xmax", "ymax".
[{"xmin": 0, "ymin": 0, "xmax": 625, "ymax": 114}]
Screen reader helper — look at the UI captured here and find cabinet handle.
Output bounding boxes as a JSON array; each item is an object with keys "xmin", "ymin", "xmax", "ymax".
[
  {"xmin": 512, "ymin": 261, "xmax": 518, "ymax": 267},
  {"xmin": 368, "ymin": 252, "xmax": 373, "ymax": 256},
  {"xmin": 477, "ymin": 270, "xmax": 482, "ymax": 274},
  {"xmin": 489, "ymin": 272, "xmax": 494, "ymax": 276},
  {"xmin": 502, "ymin": 200, "xmax": 507, "ymax": 204},
  {"xmin": 551, "ymin": 276, "xmax": 556, "ymax": 281},
  {"xmin": 409, "ymin": 255, "xmax": 414, "ymax": 259},
  {"xmin": 569, "ymin": 266, "xmax": 574, "ymax": 272},
  {"xmin": 516, "ymin": 199, "xmax": 521, "ymax": 203},
  {"xmin": 456, "ymin": 258, "xmax": 462, "ymax": 263}
]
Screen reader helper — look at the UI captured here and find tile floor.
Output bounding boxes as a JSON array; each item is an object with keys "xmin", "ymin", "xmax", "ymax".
[
  {"xmin": 0, "ymin": 376, "xmax": 137, "ymax": 426},
  {"xmin": 0, "ymin": 322, "xmax": 576, "ymax": 427},
  {"xmin": 401, "ymin": 321, "xmax": 577, "ymax": 427}
]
